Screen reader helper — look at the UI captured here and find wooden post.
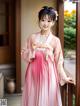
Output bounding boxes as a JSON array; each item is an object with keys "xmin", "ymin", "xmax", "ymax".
[
  {"xmin": 57, "ymin": 0, "xmax": 64, "ymax": 50},
  {"xmin": 57, "ymin": 1, "xmax": 65, "ymax": 106},
  {"xmin": 76, "ymin": 2, "xmax": 80, "ymax": 106},
  {"xmin": 15, "ymin": 0, "xmax": 21, "ymax": 92}
]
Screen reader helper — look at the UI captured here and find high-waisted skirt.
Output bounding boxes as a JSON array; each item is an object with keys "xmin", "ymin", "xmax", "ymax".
[{"xmin": 22, "ymin": 50, "xmax": 62, "ymax": 106}]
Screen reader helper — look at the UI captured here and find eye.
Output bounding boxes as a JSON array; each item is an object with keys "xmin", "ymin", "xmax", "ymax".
[
  {"xmin": 48, "ymin": 20, "xmax": 51, "ymax": 22},
  {"xmin": 41, "ymin": 19, "xmax": 45, "ymax": 21}
]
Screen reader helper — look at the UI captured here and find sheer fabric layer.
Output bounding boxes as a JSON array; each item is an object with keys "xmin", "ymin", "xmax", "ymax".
[{"xmin": 22, "ymin": 51, "xmax": 62, "ymax": 106}]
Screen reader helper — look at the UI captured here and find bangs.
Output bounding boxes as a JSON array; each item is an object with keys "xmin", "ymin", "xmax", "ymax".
[{"xmin": 40, "ymin": 14, "xmax": 53, "ymax": 21}]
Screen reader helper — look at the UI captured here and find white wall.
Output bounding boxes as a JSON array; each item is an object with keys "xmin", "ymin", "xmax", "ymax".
[{"xmin": 21, "ymin": 0, "xmax": 57, "ymax": 87}]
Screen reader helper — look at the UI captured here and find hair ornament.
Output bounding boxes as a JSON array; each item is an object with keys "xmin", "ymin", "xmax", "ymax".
[{"xmin": 54, "ymin": 10, "xmax": 58, "ymax": 21}]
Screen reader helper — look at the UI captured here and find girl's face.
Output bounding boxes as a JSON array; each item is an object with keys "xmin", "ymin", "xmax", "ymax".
[{"xmin": 39, "ymin": 14, "xmax": 54, "ymax": 32}]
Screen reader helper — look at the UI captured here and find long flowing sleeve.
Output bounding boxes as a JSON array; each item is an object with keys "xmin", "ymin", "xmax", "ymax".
[
  {"xmin": 21, "ymin": 36, "xmax": 35, "ymax": 62},
  {"xmin": 54, "ymin": 38, "xmax": 68, "ymax": 86}
]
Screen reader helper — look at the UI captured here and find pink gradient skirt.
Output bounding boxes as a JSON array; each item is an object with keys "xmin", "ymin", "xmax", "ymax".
[{"xmin": 22, "ymin": 51, "xmax": 62, "ymax": 106}]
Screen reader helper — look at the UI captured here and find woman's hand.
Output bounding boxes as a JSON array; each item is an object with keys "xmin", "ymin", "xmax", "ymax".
[
  {"xmin": 66, "ymin": 77, "xmax": 74, "ymax": 84},
  {"xmin": 32, "ymin": 43, "xmax": 51, "ymax": 50},
  {"xmin": 32, "ymin": 43, "xmax": 46, "ymax": 49}
]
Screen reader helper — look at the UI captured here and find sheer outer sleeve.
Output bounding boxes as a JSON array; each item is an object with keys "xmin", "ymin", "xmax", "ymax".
[
  {"xmin": 54, "ymin": 38, "xmax": 68, "ymax": 86},
  {"xmin": 21, "ymin": 36, "xmax": 35, "ymax": 62}
]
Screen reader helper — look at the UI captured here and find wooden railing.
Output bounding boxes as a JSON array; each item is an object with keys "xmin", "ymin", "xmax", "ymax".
[{"xmin": 61, "ymin": 83, "xmax": 76, "ymax": 106}]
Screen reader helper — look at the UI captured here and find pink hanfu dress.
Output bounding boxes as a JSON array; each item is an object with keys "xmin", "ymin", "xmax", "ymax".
[{"xmin": 21, "ymin": 32, "xmax": 68, "ymax": 106}]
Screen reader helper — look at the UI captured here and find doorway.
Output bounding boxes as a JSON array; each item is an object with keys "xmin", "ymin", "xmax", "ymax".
[
  {"xmin": 0, "ymin": 0, "xmax": 21, "ymax": 93},
  {"xmin": 0, "ymin": 0, "xmax": 15, "ymax": 64}
]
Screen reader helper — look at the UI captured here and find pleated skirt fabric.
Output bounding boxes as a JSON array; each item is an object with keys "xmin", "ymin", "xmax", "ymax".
[{"xmin": 22, "ymin": 51, "xmax": 62, "ymax": 106}]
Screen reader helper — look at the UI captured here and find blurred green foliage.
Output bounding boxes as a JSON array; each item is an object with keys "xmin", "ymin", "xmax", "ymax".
[{"xmin": 64, "ymin": 12, "xmax": 76, "ymax": 50}]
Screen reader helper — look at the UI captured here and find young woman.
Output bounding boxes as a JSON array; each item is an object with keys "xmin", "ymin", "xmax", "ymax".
[{"xmin": 21, "ymin": 6, "xmax": 73, "ymax": 106}]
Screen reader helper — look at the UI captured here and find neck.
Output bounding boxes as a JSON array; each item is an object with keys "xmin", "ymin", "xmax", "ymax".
[{"xmin": 40, "ymin": 30, "xmax": 51, "ymax": 36}]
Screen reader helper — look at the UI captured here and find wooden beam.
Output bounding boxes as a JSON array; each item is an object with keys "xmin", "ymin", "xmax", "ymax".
[
  {"xmin": 58, "ymin": 0, "xmax": 64, "ymax": 3},
  {"xmin": 57, "ymin": 0, "xmax": 64, "ymax": 49},
  {"xmin": 15, "ymin": 0, "xmax": 21, "ymax": 93},
  {"xmin": 57, "ymin": 1, "xmax": 67, "ymax": 106},
  {"xmin": 76, "ymin": 2, "xmax": 80, "ymax": 106}
]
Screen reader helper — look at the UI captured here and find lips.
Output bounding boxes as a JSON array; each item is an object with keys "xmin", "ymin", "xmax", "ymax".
[{"xmin": 43, "ymin": 26, "xmax": 48, "ymax": 28}]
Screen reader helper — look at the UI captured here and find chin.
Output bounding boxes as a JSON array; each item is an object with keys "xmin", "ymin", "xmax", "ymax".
[{"xmin": 42, "ymin": 28, "xmax": 49, "ymax": 31}]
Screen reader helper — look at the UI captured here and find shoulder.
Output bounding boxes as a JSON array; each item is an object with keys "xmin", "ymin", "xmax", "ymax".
[
  {"xmin": 51, "ymin": 34, "xmax": 61, "ymax": 45},
  {"xmin": 25, "ymin": 32, "xmax": 38, "ymax": 42},
  {"xmin": 53, "ymin": 35, "xmax": 60, "ymax": 42},
  {"xmin": 28, "ymin": 32, "xmax": 39, "ymax": 40}
]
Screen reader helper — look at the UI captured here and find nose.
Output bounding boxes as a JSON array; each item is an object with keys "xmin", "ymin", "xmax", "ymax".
[{"xmin": 44, "ymin": 21, "xmax": 48, "ymax": 26}]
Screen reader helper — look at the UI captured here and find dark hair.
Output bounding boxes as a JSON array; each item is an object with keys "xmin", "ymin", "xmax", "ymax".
[{"xmin": 38, "ymin": 6, "xmax": 57, "ymax": 21}]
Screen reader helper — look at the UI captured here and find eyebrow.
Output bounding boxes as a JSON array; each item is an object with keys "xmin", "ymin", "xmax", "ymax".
[{"xmin": 41, "ymin": 17, "xmax": 52, "ymax": 20}]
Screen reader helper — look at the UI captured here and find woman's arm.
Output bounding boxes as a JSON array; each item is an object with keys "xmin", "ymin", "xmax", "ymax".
[
  {"xmin": 21, "ymin": 35, "xmax": 35, "ymax": 62},
  {"xmin": 54, "ymin": 38, "xmax": 74, "ymax": 86},
  {"xmin": 21, "ymin": 37, "xmax": 30, "ymax": 62}
]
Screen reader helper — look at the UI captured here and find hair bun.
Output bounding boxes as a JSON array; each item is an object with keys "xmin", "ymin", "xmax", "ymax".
[
  {"xmin": 42, "ymin": 6, "xmax": 49, "ymax": 10},
  {"xmin": 48, "ymin": 7, "xmax": 54, "ymax": 10}
]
